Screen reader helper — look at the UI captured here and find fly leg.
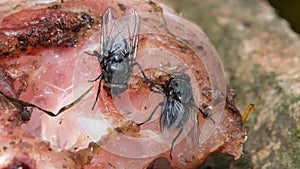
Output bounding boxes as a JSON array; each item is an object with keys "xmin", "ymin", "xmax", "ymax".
[
  {"xmin": 133, "ymin": 62, "xmax": 164, "ymax": 93},
  {"xmin": 85, "ymin": 50, "xmax": 105, "ymax": 110},
  {"xmin": 192, "ymin": 104, "xmax": 215, "ymax": 124},
  {"xmin": 133, "ymin": 62, "xmax": 152, "ymax": 84},
  {"xmin": 170, "ymin": 127, "xmax": 183, "ymax": 159},
  {"xmin": 91, "ymin": 74, "xmax": 104, "ymax": 110},
  {"xmin": 84, "ymin": 50, "xmax": 104, "ymax": 85},
  {"xmin": 88, "ymin": 72, "xmax": 103, "ymax": 83},
  {"xmin": 137, "ymin": 102, "xmax": 163, "ymax": 126},
  {"xmin": 84, "ymin": 51, "xmax": 103, "ymax": 64}
]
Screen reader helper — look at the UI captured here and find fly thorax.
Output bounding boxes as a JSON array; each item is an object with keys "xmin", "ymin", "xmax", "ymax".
[
  {"xmin": 111, "ymin": 54, "xmax": 124, "ymax": 62},
  {"xmin": 108, "ymin": 61, "xmax": 128, "ymax": 73},
  {"xmin": 105, "ymin": 61, "xmax": 130, "ymax": 84},
  {"xmin": 171, "ymin": 90, "xmax": 182, "ymax": 102}
]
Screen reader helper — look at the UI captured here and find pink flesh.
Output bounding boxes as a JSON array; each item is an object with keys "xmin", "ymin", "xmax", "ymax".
[{"xmin": 0, "ymin": 0, "xmax": 247, "ymax": 168}]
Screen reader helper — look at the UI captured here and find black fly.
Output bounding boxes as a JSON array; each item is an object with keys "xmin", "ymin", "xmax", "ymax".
[
  {"xmin": 86, "ymin": 7, "xmax": 140, "ymax": 110},
  {"xmin": 138, "ymin": 72, "xmax": 215, "ymax": 159}
]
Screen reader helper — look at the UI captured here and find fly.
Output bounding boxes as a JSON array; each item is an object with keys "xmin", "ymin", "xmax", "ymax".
[
  {"xmin": 137, "ymin": 71, "xmax": 215, "ymax": 159},
  {"xmin": 86, "ymin": 7, "xmax": 140, "ymax": 110}
]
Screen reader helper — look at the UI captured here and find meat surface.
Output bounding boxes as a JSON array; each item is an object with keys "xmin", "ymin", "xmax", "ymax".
[{"xmin": 0, "ymin": 0, "xmax": 247, "ymax": 168}]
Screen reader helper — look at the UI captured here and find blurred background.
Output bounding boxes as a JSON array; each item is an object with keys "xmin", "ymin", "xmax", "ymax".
[
  {"xmin": 164, "ymin": 0, "xmax": 300, "ymax": 169},
  {"xmin": 166, "ymin": 0, "xmax": 300, "ymax": 35},
  {"xmin": 268, "ymin": 0, "xmax": 300, "ymax": 34}
]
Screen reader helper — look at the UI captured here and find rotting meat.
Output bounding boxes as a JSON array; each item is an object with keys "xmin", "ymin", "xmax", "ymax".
[{"xmin": 0, "ymin": 0, "xmax": 248, "ymax": 168}]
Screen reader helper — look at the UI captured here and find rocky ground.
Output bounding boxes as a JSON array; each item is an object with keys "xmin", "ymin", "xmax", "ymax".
[{"xmin": 165, "ymin": 0, "xmax": 300, "ymax": 168}]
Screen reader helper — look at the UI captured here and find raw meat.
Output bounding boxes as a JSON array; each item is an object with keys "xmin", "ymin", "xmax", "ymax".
[{"xmin": 0, "ymin": 0, "xmax": 247, "ymax": 168}]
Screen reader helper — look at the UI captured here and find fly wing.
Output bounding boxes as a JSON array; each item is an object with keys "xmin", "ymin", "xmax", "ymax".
[
  {"xmin": 100, "ymin": 7, "xmax": 118, "ymax": 56},
  {"xmin": 186, "ymin": 109, "xmax": 200, "ymax": 147},
  {"xmin": 123, "ymin": 8, "xmax": 140, "ymax": 65},
  {"xmin": 160, "ymin": 99, "xmax": 192, "ymax": 152},
  {"xmin": 100, "ymin": 8, "xmax": 140, "ymax": 63},
  {"xmin": 160, "ymin": 99, "xmax": 185, "ymax": 133},
  {"xmin": 129, "ymin": 9, "xmax": 140, "ymax": 60}
]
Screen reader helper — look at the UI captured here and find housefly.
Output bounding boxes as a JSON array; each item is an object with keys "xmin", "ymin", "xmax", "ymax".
[
  {"xmin": 86, "ymin": 7, "xmax": 140, "ymax": 110},
  {"xmin": 138, "ymin": 72, "xmax": 215, "ymax": 159}
]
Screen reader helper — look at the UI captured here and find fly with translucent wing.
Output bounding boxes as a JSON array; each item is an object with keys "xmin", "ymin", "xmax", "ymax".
[
  {"xmin": 86, "ymin": 7, "xmax": 140, "ymax": 110},
  {"xmin": 138, "ymin": 71, "xmax": 215, "ymax": 159}
]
